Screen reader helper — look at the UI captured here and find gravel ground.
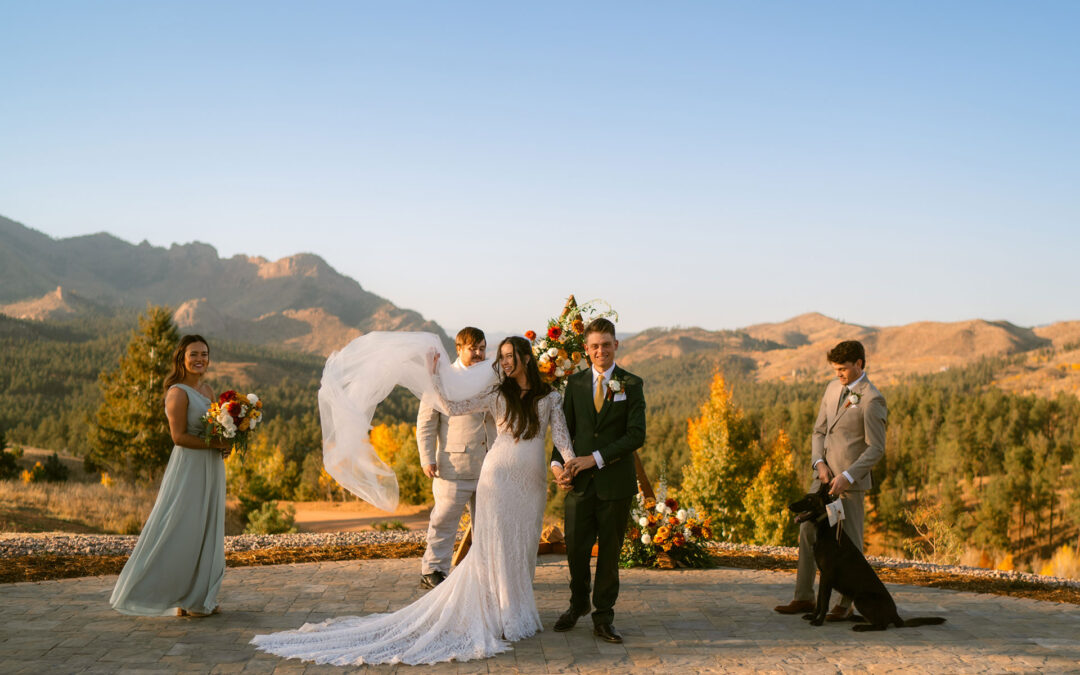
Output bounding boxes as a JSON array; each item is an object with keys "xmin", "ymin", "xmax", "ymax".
[
  {"xmin": 707, "ymin": 541, "xmax": 1080, "ymax": 589},
  {"xmin": 0, "ymin": 531, "xmax": 427, "ymax": 557},
  {"xmin": 2, "ymin": 532, "xmax": 1077, "ymax": 590}
]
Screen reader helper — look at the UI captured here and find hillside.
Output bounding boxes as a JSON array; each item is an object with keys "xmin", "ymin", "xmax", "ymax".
[
  {"xmin": 0, "ymin": 215, "xmax": 449, "ymax": 355},
  {"xmin": 619, "ymin": 312, "xmax": 1080, "ymax": 398}
]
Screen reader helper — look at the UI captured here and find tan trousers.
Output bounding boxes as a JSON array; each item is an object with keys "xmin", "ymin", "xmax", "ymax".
[
  {"xmin": 794, "ymin": 490, "xmax": 865, "ymax": 608},
  {"xmin": 421, "ymin": 477, "xmax": 477, "ymax": 575}
]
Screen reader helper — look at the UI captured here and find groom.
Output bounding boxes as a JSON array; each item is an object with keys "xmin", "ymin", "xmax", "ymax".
[{"xmin": 551, "ymin": 318, "xmax": 646, "ymax": 644}]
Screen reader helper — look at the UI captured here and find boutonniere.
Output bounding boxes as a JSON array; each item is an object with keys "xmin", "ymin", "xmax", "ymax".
[
  {"xmin": 606, "ymin": 374, "xmax": 628, "ymax": 400},
  {"xmin": 844, "ymin": 391, "xmax": 861, "ymax": 409}
]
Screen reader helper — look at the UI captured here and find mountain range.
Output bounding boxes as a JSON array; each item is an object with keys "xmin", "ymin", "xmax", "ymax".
[
  {"xmin": 3, "ymin": 214, "xmax": 1079, "ymax": 398},
  {"xmin": 0, "ymin": 215, "xmax": 450, "ymax": 354}
]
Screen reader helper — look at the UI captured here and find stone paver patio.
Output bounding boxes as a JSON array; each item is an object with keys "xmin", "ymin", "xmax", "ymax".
[{"xmin": 2, "ymin": 555, "xmax": 1079, "ymax": 673}]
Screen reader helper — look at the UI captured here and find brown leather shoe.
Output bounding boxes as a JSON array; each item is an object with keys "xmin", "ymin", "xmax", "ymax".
[
  {"xmin": 826, "ymin": 604, "xmax": 854, "ymax": 621},
  {"xmin": 773, "ymin": 600, "xmax": 815, "ymax": 614}
]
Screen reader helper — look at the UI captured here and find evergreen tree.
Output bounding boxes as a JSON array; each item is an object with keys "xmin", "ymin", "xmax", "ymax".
[
  {"xmin": 85, "ymin": 306, "xmax": 179, "ymax": 483},
  {"xmin": 679, "ymin": 372, "xmax": 759, "ymax": 542},
  {"xmin": 743, "ymin": 429, "xmax": 801, "ymax": 545}
]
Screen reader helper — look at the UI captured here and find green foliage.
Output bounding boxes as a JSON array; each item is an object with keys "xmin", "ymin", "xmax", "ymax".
[
  {"xmin": 372, "ymin": 520, "xmax": 408, "ymax": 531},
  {"xmin": 679, "ymin": 373, "xmax": 765, "ymax": 542},
  {"xmin": 19, "ymin": 452, "xmax": 70, "ymax": 483},
  {"xmin": 244, "ymin": 500, "xmax": 297, "ymax": 534},
  {"xmin": 41, "ymin": 452, "xmax": 69, "ymax": 482},
  {"xmin": 743, "ymin": 430, "xmax": 801, "ymax": 546},
  {"xmin": 85, "ymin": 306, "xmax": 179, "ymax": 483},
  {"xmin": 0, "ymin": 449, "xmax": 18, "ymax": 480}
]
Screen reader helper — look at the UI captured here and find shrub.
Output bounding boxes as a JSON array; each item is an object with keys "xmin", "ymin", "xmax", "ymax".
[
  {"xmin": 42, "ymin": 453, "xmax": 70, "ymax": 482},
  {"xmin": 0, "ymin": 449, "xmax": 19, "ymax": 480},
  {"xmin": 372, "ymin": 520, "xmax": 408, "ymax": 531},
  {"xmin": 244, "ymin": 500, "xmax": 297, "ymax": 534}
]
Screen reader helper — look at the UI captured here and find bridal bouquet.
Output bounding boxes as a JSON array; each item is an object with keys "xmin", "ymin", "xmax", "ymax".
[
  {"xmin": 202, "ymin": 390, "xmax": 264, "ymax": 456},
  {"xmin": 525, "ymin": 294, "xmax": 618, "ymax": 391},
  {"xmin": 621, "ymin": 489, "xmax": 715, "ymax": 569}
]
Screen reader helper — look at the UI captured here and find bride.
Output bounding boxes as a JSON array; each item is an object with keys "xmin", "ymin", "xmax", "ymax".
[{"xmin": 251, "ymin": 334, "xmax": 576, "ymax": 666}]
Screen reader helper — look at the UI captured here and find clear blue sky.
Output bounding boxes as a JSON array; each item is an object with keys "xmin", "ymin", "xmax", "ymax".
[{"xmin": 2, "ymin": 2, "xmax": 1077, "ymax": 334}]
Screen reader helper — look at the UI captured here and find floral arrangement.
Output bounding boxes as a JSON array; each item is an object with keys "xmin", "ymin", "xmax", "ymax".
[
  {"xmin": 620, "ymin": 483, "xmax": 715, "ymax": 569},
  {"xmin": 202, "ymin": 390, "xmax": 263, "ymax": 455},
  {"xmin": 524, "ymin": 295, "xmax": 618, "ymax": 391}
]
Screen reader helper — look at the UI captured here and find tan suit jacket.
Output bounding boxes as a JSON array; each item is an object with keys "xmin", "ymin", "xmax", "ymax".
[
  {"xmin": 416, "ymin": 400, "xmax": 496, "ymax": 481},
  {"xmin": 810, "ymin": 376, "xmax": 887, "ymax": 491}
]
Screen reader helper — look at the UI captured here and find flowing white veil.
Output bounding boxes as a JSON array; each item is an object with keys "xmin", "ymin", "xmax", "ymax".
[{"xmin": 318, "ymin": 332, "xmax": 498, "ymax": 511}]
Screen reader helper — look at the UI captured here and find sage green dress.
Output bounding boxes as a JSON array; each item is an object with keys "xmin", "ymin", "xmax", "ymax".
[{"xmin": 110, "ymin": 384, "xmax": 226, "ymax": 616}]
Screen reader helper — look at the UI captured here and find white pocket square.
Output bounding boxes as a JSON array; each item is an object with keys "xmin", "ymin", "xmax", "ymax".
[{"xmin": 613, "ymin": 393, "xmax": 627, "ymax": 402}]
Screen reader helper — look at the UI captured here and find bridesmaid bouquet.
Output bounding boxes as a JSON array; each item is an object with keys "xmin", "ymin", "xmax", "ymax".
[
  {"xmin": 202, "ymin": 390, "xmax": 264, "ymax": 455},
  {"xmin": 524, "ymin": 294, "xmax": 618, "ymax": 391},
  {"xmin": 621, "ymin": 491, "xmax": 715, "ymax": 569}
]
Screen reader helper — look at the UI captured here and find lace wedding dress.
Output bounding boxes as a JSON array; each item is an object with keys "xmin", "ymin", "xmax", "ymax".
[{"xmin": 251, "ymin": 373, "xmax": 575, "ymax": 666}]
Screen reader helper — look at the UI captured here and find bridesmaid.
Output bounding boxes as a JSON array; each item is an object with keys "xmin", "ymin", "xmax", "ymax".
[{"xmin": 110, "ymin": 334, "xmax": 231, "ymax": 617}]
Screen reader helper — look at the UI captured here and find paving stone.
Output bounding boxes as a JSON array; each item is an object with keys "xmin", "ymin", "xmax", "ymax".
[{"xmin": 3, "ymin": 558, "xmax": 1080, "ymax": 673}]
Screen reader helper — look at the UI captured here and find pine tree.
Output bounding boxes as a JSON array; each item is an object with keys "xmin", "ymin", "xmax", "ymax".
[
  {"xmin": 743, "ymin": 429, "xmax": 801, "ymax": 546},
  {"xmin": 679, "ymin": 372, "xmax": 759, "ymax": 542},
  {"xmin": 86, "ymin": 306, "xmax": 179, "ymax": 483}
]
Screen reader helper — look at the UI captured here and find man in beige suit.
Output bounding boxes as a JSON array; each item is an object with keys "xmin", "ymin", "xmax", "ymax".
[
  {"xmin": 775, "ymin": 340, "xmax": 887, "ymax": 620},
  {"xmin": 416, "ymin": 326, "xmax": 496, "ymax": 589}
]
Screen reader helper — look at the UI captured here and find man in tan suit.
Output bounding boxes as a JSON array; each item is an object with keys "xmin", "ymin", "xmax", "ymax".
[
  {"xmin": 416, "ymin": 326, "xmax": 496, "ymax": 589},
  {"xmin": 775, "ymin": 340, "xmax": 887, "ymax": 620}
]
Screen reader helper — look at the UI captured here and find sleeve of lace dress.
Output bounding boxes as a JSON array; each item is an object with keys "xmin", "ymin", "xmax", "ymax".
[
  {"xmin": 432, "ymin": 371, "xmax": 495, "ymax": 417},
  {"xmin": 548, "ymin": 392, "xmax": 576, "ymax": 463}
]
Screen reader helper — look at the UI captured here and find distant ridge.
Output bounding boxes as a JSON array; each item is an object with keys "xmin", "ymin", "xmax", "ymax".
[
  {"xmin": 0, "ymin": 215, "xmax": 450, "ymax": 355},
  {"xmin": 619, "ymin": 313, "xmax": 1080, "ymax": 398}
]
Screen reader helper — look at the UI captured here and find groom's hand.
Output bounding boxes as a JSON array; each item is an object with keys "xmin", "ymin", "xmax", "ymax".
[
  {"xmin": 564, "ymin": 455, "xmax": 597, "ymax": 475},
  {"xmin": 423, "ymin": 464, "xmax": 437, "ymax": 478}
]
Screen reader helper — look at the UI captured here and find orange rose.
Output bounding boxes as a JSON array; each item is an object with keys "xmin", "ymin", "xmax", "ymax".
[{"xmin": 525, "ymin": 330, "xmax": 536, "ymax": 341}]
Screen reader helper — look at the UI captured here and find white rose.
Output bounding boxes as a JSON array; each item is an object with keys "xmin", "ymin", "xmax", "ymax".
[
  {"xmin": 537, "ymin": 339, "xmax": 547, "ymax": 350},
  {"xmin": 561, "ymin": 359, "xmax": 573, "ymax": 370},
  {"xmin": 848, "ymin": 392, "xmax": 860, "ymax": 406},
  {"xmin": 609, "ymin": 380, "xmax": 622, "ymax": 392},
  {"xmin": 539, "ymin": 353, "xmax": 551, "ymax": 364},
  {"xmin": 555, "ymin": 368, "xmax": 565, "ymax": 377},
  {"xmin": 638, "ymin": 516, "xmax": 648, "ymax": 527},
  {"xmin": 547, "ymin": 347, "xmax": 559, "ymax": 359},
  {"xmin": 247, "ymin": 393, "xmax": 259, "ymax": 405},
  {"xmin": 641, "ymin": 533, "xmax": 652, "ymax": 545},
  {"xmin": 677, "ymin": 509, "xmax": 687, "ymax": 522}
]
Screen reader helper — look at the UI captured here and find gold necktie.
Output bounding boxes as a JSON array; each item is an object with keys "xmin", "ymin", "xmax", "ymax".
[{"xmin": 594, "ymin": 374, "xmax": 605, "ymax": 412}]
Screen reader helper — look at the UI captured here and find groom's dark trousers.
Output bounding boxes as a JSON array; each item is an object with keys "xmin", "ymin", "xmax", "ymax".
[{"xmin": 554, "ymin": 367, "xmax": 645, "ymax": 626}]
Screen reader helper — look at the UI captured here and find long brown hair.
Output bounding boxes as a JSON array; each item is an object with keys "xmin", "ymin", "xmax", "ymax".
[
  {"xmin": 495, "ymin": 336, "xmax": 552, "ymax": 440},
  {"xmin": 163, "ymin": 335, "xmax": 210, "ymax": 395}
]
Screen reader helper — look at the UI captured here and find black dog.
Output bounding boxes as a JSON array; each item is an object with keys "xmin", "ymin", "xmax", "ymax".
[{"xmin": 789, "ymin": 486, "xmax": 947, "ymax": 632}]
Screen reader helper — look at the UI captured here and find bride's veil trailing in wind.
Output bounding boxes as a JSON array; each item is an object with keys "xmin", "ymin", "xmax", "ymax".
[{"xmin": 317, "ymin": 331, "xmax": 498, "ymax": 511}]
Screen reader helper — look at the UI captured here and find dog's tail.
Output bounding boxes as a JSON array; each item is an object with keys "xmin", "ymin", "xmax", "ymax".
[{"xmin": 901, "ymin": 617, "xmax": 946, "ymax": 627}]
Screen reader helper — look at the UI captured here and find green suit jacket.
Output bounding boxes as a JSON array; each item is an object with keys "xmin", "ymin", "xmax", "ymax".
[{"xmin": 552, "ymin": 365, "xmax": 646, "ymax": 500}]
